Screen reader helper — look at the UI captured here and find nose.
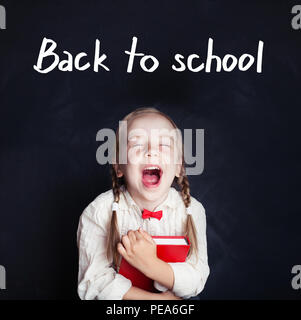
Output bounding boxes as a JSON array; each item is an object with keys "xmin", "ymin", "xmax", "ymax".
[
  {"xmin": 145, "ymin": 140, "xmax": 159, "ymax": 158},
  {"xmin": 146, "ymin": 149, "xmax": 159, "ymax": 158}
]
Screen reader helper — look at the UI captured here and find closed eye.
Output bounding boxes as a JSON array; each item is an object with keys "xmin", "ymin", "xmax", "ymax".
[{"xmin": 132, "ymin": 143, "xmax": 171, "ymax": 148}]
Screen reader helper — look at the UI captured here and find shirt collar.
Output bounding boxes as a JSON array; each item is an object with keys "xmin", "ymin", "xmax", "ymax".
[{"xmin": 119, "ymin": 184, "xmax": 179, "ymax": 212}]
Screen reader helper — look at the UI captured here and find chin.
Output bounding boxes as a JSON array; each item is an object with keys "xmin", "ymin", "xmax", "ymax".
[{"xmin": 141, "ymin": 182, "xmax": 170, "ymax": 199}]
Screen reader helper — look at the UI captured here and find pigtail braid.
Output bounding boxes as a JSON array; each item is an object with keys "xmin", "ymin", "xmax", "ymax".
[
  {"xmin": 176, "ymin": 167, "xmax": 198, "ymax": 259},
  {"xmin": 106, "ymin": 165, "xmax": 122, "ymax": 270}
]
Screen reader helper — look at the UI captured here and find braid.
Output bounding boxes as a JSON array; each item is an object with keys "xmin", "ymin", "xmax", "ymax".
[
  {"xmin": 177, "ymin": 166, "xmax": 191, "ymax": 207},
  {"xmin": 106, "ymin": 165, "xmax": 122, "ymax": 269},
  {"xmin": 176, "ymin": 166, "xmax": 198, "ymax": 259},
  {"xmin": 111, "ymin": 165, "xmax": 121, "ymax": 202}
]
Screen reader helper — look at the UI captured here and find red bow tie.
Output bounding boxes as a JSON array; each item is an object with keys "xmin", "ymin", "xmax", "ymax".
[{"xmin": 142, "ymin": 208, "xmax": 163, "ymax": 221}]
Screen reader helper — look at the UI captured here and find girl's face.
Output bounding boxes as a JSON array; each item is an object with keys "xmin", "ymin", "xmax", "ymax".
[{"xmin": 116, "ymin": 114, "xmax": 182, "ymax": 206}]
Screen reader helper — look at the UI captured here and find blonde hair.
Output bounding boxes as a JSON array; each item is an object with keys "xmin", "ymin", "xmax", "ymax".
[{"xmin": 106, "ymin": 107, "xmax": 198, "ymax": 269}]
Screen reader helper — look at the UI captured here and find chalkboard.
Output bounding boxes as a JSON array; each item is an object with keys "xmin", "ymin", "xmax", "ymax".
[{"xmin": 0, "ymin": 0, "xmax": 300, "ymax": 300}]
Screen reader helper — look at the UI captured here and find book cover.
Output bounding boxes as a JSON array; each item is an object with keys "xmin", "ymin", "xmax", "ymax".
[{"xmin": 118, "ymin": 236, "xmax": 190, "ymax": 292}]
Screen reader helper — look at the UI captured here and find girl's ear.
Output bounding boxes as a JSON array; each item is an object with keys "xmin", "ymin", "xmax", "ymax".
[
  {"xmin": 114, "ymin": 164, "xmax": 124, "ymax": 178},
  {"xmin": 175, "ymin": 164, "xmax": 181, "ymax": 178},
  {"xmin": 117, "ymin": 170, "xmax": 124, "ymax": 178}
]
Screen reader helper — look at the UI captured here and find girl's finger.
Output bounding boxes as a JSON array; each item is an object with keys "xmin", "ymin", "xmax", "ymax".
[
  {"xmin": 121, "ymin": 235, "xmax": 132, "ymax": 252},
  {"xmin": 127, "ymin": 230, "xmax": 136, "ymax": 243},
  {"xmin": 117, "ymin": 242, "xmax": 127, "ymax": 258},
  {"xmin": 134, "ymin": 230, "xmax": 143, "ymax": 240},
  {"xmin": 139, "ymin": 228, "xmax": 155, "ymax": 243}
]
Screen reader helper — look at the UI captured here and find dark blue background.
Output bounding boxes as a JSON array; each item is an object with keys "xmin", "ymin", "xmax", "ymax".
[{"xmin": 0, "ymin": 0, "xmax": 299, "ymax": 299}]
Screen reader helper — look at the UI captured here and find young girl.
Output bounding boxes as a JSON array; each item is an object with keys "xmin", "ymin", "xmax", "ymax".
[{"xmin": 77, "ymin": 107, "xmax": 210, "ymax": 300}]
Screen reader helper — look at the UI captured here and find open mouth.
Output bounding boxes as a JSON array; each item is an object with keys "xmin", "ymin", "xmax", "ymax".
[{"xmin": 142, "ymin": 165, "xmax": 163, "ymax": 188}]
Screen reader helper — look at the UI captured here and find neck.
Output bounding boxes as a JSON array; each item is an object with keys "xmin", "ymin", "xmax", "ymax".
[{"xmin": 127, "ymin": 188, "xmax": 169, "ymax": 212}]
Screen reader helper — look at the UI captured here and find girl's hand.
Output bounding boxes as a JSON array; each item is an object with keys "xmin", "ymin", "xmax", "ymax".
[{"xmin": 117, "ymin": 228, "xmax": 157, "ymax": 274}]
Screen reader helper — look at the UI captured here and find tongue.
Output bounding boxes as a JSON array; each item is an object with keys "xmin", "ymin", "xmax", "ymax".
[{"xmin": 143, "ymin": 171, "xmax": 160, "ymax": 184}]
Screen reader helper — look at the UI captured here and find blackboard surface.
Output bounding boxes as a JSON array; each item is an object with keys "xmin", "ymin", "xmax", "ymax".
[{"xmin": 0, "ymin": 1, "xmax": 299, "ymax": 300}]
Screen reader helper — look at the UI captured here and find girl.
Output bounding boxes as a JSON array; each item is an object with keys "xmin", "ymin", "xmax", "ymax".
[{"xmin": 77, "ymin": 107, "xmax": 210, "ymax": 300}]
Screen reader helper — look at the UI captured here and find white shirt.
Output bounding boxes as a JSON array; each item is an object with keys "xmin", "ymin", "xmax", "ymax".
[{"xmin": 76, "ymin": 184, "xmax": 210, "ymax": 300}]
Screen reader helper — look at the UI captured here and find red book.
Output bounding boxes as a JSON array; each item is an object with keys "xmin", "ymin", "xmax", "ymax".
[{"xmin": 118, "ymin": 236, "xmax": 190, "ymax": 292}]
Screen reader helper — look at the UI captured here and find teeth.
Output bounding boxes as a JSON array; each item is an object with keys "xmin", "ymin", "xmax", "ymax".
[{"xmin": 144, "ymin": 166, "xmax": 160, "ymax": 171}]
